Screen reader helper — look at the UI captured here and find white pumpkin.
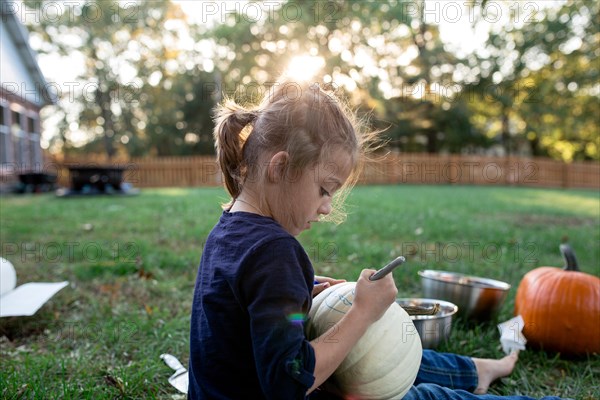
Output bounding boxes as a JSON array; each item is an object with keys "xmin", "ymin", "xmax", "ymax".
[{"xmin": 307, "ymin": 282, "xmax": 422, "ymax": 400}]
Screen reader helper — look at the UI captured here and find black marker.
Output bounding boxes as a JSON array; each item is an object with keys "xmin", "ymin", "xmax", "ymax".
[{"xmin": 369, "ymin": 256, "xmax": 406, "ymax": 281}]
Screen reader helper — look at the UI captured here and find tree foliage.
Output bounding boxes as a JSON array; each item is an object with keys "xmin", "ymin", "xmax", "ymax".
[
  {"xmin": 23, "ymin": 0, "xmax": 216, "ymax": 158},
  {"xmin": 22, "ymin": 0, "xmax": 599, "ymax": 161},
  {"xmin": 465, "ymin": 0, "xmax": 599, "ymax": 160}
]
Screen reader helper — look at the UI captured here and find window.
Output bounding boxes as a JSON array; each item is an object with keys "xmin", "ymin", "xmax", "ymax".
[
  {"xmin": 12, "ymin": 111, "xmax": 21, "ymax": 130},
  {"xmin": 12, "ymin": 111, "xmax": 23, "ymax": 165},
  {"xmin": 28, "ymin": 117, "xmax": 41, "ymax": 166},
  {"xmin": 28, "ymin": 117, "xmax": 35, "ymax": 133},
  {"xmin": 0, "ymin": 106, "xmax": 10, "ymax": 164}
]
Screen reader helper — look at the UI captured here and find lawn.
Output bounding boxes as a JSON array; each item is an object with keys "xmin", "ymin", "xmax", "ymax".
[{"xmin": 1, "ymin": 185, "xmax": 599, "ymax": 399}]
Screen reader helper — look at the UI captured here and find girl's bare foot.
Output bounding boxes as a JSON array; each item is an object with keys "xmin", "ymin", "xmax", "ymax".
[{"xmin": 472, "ymin": 351, "xmax": 519, "ymax": 394}]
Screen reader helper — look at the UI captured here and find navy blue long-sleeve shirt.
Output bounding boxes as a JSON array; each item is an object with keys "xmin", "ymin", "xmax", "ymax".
[{"xmin": 189, "ymin": 211, "xmax": 316, "ymax": 399}]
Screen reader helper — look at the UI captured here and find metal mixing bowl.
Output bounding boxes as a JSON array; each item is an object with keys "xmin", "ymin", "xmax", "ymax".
[
  {"xmin": 418, "ymin": 270, "xmax": 511, "ymax": 320},
  {"xmin": 396, "ymin": 298, "xmax": 458, "ymax": 349}
]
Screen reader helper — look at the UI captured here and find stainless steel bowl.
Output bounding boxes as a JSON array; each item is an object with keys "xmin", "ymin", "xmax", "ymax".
[
  {"xmin": 418, "ymin": 270, "xmax": 511, "ymax": 320},
  {"xmin": 396, "ymin": 298, "xmax": 458, "ymax": 349}
]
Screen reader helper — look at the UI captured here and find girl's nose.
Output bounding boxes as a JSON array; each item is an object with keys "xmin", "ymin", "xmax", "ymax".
[{"xmin": 318, "ymin": 198, "xmax": 332, "ymax": 215}]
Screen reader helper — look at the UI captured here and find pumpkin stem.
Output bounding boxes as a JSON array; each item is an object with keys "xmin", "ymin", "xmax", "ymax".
[{"xmin": 559, "ymin": 244, "xmax": 579, "ymax": 271}]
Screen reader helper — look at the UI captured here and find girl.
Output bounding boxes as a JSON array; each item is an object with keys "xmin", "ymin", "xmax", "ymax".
[{"xmin": 188, "ymin": 80, "xmax": 564, "ymax": 400}]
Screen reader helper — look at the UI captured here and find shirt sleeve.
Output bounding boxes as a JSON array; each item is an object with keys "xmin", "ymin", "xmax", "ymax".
[{"xmin": 237, "ymin": 237, "xmax": 316, "ymax": 399}]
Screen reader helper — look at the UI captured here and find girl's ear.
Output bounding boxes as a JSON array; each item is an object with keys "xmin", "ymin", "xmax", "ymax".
[{"xmin": 267, "ymin": 151, "xmax": 289, "ymax": 183}]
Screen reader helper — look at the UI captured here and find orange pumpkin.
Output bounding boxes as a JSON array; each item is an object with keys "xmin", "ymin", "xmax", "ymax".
[{"xmin": 514, "ymin": 244, "xmax": 600, "ymax": 356}]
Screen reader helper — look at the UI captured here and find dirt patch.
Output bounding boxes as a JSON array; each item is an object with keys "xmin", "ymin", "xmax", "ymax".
[
  {"xmin": 512, "ymin": 214, "xmax": 593, "ymax": 227},
  {"xmin": 483, "ymin": 213, "xmax": 593, "ymax": 227}
]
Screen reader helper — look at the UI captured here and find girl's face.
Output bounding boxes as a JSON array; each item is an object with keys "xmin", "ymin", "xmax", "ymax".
[{"xmin": 275, "ymin": 149, "xmax": 353, "ymax": 236}]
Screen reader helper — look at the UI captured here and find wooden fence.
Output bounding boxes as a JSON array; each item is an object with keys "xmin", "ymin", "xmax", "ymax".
[
  {"xmin": 357, "ymin": 153, "xmax": 599, "ymax": 189},
  {"xmin": 49, "ymin": 153, "xmax": 599, "ymax": 190}
]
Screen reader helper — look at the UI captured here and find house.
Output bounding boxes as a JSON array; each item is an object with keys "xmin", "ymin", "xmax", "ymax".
[{"xmin": 1, "ymin": 0, "xmax": 57, "ymax": 187}]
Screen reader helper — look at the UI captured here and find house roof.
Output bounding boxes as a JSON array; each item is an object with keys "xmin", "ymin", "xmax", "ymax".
[{"xmin": 1, "ymin": 0, "xmax": 58, "ymax": 106}]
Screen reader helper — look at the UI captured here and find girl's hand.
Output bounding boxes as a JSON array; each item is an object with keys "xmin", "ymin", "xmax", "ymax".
[
  {"xmin": 312, "ymin": 275, "xmax": 346, "ymax": 297},
  {"xmin": 352, "ymin": 269, "xmax": 398, "ymax": 324}
]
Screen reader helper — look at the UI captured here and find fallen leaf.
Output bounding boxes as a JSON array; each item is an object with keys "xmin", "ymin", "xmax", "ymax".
[
  {"xmin": 15, "ymin": 384, "xmax": 28, "ymax": 398},
  {"xmin": 104, "ymin": 375, "xmax": 126, "ymax": 394},
  {"xmin": 98, "ymin": 282, "xmax": 121, "ymax": 304},
  {"xmin": 138, "ymin": 266, "xmax": 154, "ymax": 280}
]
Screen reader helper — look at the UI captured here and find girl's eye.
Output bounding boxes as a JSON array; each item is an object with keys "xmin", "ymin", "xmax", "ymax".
[{"xmin": 320, "ymin": 187, "xmax": 331, "ymax": 197}]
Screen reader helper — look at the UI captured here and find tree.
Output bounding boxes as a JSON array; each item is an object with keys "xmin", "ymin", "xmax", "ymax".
[
  {"xmin": 464, "ymin": 0, "xmax": 599, "ymax": 160},
  {"xmin": 201, "ymin": 0, "xmax": 485, "ymax": 153},
  {"xmin": 521, "ymin": 1, "xmax": 599, "ymax": 161},
  {"xmin": 140, "ymin": 68, "xmax": 217, "ymax": 156},
  {"xmin": 382, "ymin": 2, "xmax": 486, "ymax": 154},
  {"xmin": 22, "ymin": 0, "xmax": 597, "ymax": 160},
  {"xmin": 23, "ymin": 0, "xmax": 218, "ymax": 157}
]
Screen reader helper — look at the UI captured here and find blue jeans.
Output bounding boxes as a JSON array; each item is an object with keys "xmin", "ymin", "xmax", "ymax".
[
  {"xmin": 311, "ymin": 350, "xmax": 566, "ymax": 399},
  {"xmin": 403, "ymin": 350, "xmax": 565, "ymax": 400}
]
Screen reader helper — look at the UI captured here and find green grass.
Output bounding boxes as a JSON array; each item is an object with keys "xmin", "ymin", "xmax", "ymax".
[{"xmin": 1, "ymin": 185, "xmax": 598, "ymax": 399}]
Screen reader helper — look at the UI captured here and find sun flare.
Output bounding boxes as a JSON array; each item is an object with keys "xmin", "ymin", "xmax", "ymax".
[{"xmin": 284, "ymin": 55, "xmax": 325, "ymax": 82}]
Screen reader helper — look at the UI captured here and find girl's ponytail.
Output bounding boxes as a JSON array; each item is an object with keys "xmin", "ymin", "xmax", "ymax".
[{"xmin": 212, "ymin": 100, "xmax": 257, "ymax": 201}]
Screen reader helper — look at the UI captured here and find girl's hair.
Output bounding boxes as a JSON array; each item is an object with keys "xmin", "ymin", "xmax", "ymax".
[{"xmin": 213, "ymin": 79, "xmax": 375, "ymax": 222}]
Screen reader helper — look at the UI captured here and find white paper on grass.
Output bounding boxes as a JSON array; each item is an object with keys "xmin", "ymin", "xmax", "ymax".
[
  {"xmin": 497, "ymin": 315, "xmax": 527, "ymax": 354},
  {"xmin": 0, "ymin": 257, "xmax": 69, "ymax": 318}
]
